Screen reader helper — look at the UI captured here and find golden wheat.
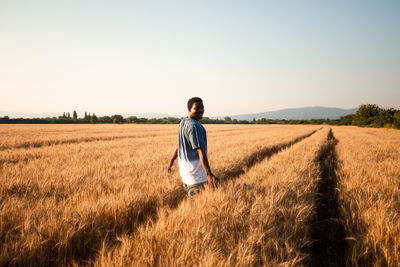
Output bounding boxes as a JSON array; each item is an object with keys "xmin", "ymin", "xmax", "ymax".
[
  {"xmin": 1, "ymin": 124, "xmax": 397, "ymax": 266},
  {"xmin": 333, "ymin": 126, "xmax": 400, "ymax": 266},
  {"xmin": 0, "ymin": 124, "xmax": 318, "ymax": 266},
  {"xmin": 92, "ymin": 127, "xmax": 330, "ymax": 266}
]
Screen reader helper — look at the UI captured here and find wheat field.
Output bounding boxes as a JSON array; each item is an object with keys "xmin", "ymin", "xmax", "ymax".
[{"xmin": 0, "ymin": 124, "xmax": 399, "ymax": 266}]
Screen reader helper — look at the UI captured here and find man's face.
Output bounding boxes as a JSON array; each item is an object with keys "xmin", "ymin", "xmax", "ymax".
[{"xmin": 189, "ymin": 101, "xmax": 204, "ymax": 120}]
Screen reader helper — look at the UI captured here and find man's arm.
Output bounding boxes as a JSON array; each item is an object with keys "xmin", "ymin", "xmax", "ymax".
[
  {"xmin": 167, "ymin": 147, "xmax": 178, "ymax": 173},
  {"xmin": 197, "ymin": 147, "xmax": 219, "ymax": 186}
]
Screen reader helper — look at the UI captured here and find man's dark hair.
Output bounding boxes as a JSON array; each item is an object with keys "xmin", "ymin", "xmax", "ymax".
[{"xmin": 187, "ymin": 97, "xmax": 203, "ymax": 111}]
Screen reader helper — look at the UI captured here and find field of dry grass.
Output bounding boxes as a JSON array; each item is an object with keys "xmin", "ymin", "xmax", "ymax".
[
  {"xmin": 333, "ymin": 126, "xmax": 400, "ymax": 266},
  {"xmin": 94, "ymin": 127, "xmax": 330, "ymax": 266},
  {"xmin": 0, "ymin": 124, "xmax": 398, "ymax": 266}
]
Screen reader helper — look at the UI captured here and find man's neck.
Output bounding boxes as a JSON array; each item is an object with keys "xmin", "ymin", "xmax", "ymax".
[{"xmin": 188, "ymin": 115, "xmax": 199, "ymax": 121}]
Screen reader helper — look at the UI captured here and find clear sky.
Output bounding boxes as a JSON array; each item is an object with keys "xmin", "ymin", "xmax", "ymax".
[{"xmin": 1, "ymin": 0, "xmax": 399, "ymax": 117}]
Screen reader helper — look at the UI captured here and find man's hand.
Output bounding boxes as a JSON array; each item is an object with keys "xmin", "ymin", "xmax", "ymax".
[
  {"xmin": 198, "ymin": 147, "xmax": 218, "ymax": 188},
  {"xmin": 168, "ymin": 148, "xmax": 178, "ymax": 173},
  {"xmin": 167, "ymin": 162, "xmax": 174, "ymax": 173},
  {"xmin": 208, "ymin": 174, "xmax": 219, "ymax": 189}
]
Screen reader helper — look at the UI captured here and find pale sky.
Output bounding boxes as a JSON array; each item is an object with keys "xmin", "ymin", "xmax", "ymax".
[{"xmin": 1, "ymin": 0, "xmax": 399, "ymax": 117}]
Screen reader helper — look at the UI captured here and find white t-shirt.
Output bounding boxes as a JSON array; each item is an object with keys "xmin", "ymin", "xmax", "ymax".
[{"xmin": 177, "ymin": 117, "xmax": 208, "ymax": 185}]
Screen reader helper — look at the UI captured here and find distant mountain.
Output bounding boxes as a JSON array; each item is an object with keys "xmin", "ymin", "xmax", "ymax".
[
  {"xmin": 1, "ymin": 107, "xmax": 357, "ymax": 121},
  {"xmin": 216, "ymin": 107, "xmax": 358, "ymax": 121}
]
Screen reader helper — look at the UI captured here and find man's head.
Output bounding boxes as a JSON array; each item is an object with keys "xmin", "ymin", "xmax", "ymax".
[{"xmin": 187, "ymin": 97, "xmax": 204, "ymax": 120}]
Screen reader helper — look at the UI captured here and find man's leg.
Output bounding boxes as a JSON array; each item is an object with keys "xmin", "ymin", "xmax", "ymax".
[{"xmin": 183, "ymin": 182, "xmax": 207, "ymax": 199}]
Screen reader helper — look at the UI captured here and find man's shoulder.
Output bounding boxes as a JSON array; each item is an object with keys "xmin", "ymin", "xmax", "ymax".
[
  {"xmin": 190, "ymin": 119, "xmax": 205, "ymax": 132},
  {"xmin": 179, "ymin": 118, "xmax": 194, "ymax": 132},
  {"xmin": 179, "ymin": 118, "xmax": 204, "ymax": 133},
  {"xmin": 181, "ymin": 117, "xmax": 199, "ymax": 127}
]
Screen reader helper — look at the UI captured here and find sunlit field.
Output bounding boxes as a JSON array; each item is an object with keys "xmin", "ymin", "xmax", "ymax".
[{"xmin": 0, "ymin": 124, "xmax": 399, "ymax": 266}]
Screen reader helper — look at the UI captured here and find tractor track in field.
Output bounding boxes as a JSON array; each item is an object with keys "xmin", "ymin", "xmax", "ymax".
[
  {"xmin": 308, "ymin": 129, "xmax": 348, "ymax": 267},
  {"xmin": 5, "ymin": 128, "xmax": 320, "ymax": 266},
  {"xmin": 0, "ymin": 154, "xmax": 43, "ymax": 166},
  {"xmin": 217, "ymin": 128, "xmax": 320, "ymax": 182}
]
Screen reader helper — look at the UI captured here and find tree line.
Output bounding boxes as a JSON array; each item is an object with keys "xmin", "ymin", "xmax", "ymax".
[{"xmin": 0, "ymin": 104, "xmax": 399, "ymax": 129}]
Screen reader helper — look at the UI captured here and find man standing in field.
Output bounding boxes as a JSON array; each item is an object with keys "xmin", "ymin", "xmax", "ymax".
[{"xmin": 168, "ymin": 97, "xmax": 218, "ymax": 199}]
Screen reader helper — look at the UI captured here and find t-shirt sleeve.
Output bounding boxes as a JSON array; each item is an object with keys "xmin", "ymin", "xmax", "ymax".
[{"xmin": 187, "ymin": 124, "xmax": 205, "ymax": 149}]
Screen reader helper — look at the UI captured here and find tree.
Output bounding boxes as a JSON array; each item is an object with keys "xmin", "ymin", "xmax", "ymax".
[
  {"xmin": 224, "ymin": 117, "xmax": 232, "ymax": 123},
  {"xmin": 73, "ymin": 111, "xmax": 78, "ymax": 120},
  {"xmin": 393, "ymin": 112, "xmax": 400, "ymax": 129},
  {"xmin": 112, "ymin": 114, "xmax": 124, "ymax": 124},
  {"xmin": 339, "ymin": 114, "xmax": 354, "ymax": 125},
  {"xmin": 98, "ymin": 116, "xmax": 112, "ymax": 123},
  {"xmin": 59, "ymin": 112, "xmax": 67, "ymax": 119},
  {"xmin": 91, "ymin": 114, "xmax": 97, "ymax": 124},
  {"xmin": 376, "ymin": 108, "xmax": 395, "ymax": 127},
  {"xmin": 352, "ymin": 104, "xmax": 380, "ymax": 126}
]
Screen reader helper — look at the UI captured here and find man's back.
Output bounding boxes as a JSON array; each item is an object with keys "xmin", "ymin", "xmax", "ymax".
[
  {"xmin": 177, "ymin": 117, "xmax": 208, "ymax": 185},
  {"xmin": 168, "ymin": 97, "xmax": 218, "ymax": 198}
]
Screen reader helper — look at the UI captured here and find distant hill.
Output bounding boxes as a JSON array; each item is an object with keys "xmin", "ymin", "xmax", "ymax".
[
  {"xmin": 216, "ymin": 107, "xmax": 358, "ymax": 121},
  {"xmin": 1, "ymin": 107, "xmax": 357, "ymax": 121}
]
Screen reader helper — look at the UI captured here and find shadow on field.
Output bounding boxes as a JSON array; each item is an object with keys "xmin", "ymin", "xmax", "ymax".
[
  {"xmin": 5, "ymin": 129, "xmax": 320, "ymax": 266},
  {"xmin": 4, "ymin": 195, "xmax": 161, "ymax": 267},
  {"xmin": 0, "ymin": 154, "xmax": 43, "ymax": 167},
  {"xmin": 308, "ymin": 129, "xmax": 348, "ymax": 267}
]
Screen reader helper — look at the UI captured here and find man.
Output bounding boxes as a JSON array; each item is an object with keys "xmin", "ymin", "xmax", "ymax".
[{"xmin": 167, "ymin": 97, "xmax": 218, "ymax": 199}]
